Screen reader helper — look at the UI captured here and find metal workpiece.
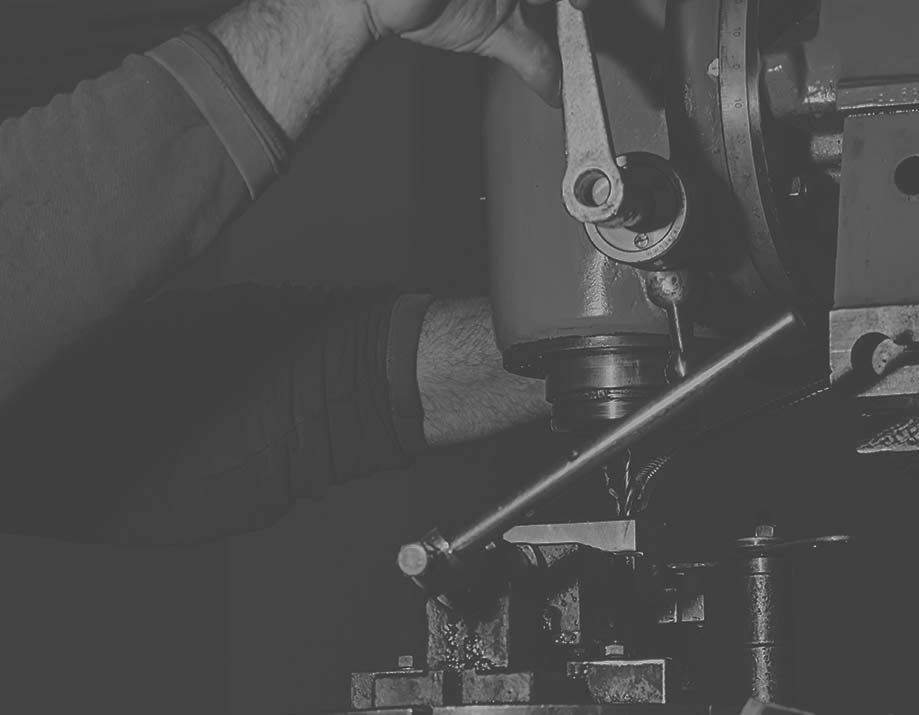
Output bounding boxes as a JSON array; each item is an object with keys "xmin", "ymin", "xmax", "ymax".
[
  {"xmin": 557, "ymin": 0, "xmax": 631, "ymax": 228},
  {"xmin": 400, "ymin": 312, "xmax": 800, "ymax": 585},
  {"xmin": 502, "ymin": 520, "xmax": 649, "ymax": 554}
]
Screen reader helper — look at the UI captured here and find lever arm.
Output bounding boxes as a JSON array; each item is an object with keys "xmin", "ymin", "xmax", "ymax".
[{"xmin": 558, "ymin": 1, "xmax": 634, "ymax": 227}]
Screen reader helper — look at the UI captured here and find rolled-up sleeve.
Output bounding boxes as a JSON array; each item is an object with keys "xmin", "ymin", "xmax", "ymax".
[
  {"xmin": 146, "ymin": 29, "xmax": 290, "ymax": 198},
  {"xmin": 0, "ymin": 29, "xmax": 289, "ymax": 405},
  {"xmin": 0, "ymin": 286, "xmax": 432, "ymax": 546}
]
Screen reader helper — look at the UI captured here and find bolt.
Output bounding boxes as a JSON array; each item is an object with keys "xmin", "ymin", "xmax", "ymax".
[
  {"xmin": 603, "ymin": 644, "xmax": 627, "ymax": 658},
  {"xmin": 754, "ymin": 524, "xmax": 776, "ymax": 539},
  {"xmin": 398, "ymin": 655, "xmax": 415, "ymax": 670},
  {"xmin": 634, "ymin": 233, "xmax": 651, "ymax": 249},
  {"xmin": 591, "ymin": 175, "xmax": 612, "ymax": 205},
  {"xmin": 787, "ymin": 176, "xmax": 808, "ymax": 198}
]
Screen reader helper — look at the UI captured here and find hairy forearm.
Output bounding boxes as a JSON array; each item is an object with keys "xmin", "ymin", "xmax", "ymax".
[
  {"xmin": 417, "ymin": 298, "xmax": 550, "ymax": 446},
  {"xmin": 210, "ymin": 0, "xmax": 372, "ymax": 139}
]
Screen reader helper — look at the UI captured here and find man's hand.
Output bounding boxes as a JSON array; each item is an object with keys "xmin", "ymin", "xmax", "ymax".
[
  {"xmin": 212, "ymin": 0, "xmax": 594, "ymax": 138},
  {"xmin": 362, "ymin": 0, "xmax": 591, "ymax": 105}
]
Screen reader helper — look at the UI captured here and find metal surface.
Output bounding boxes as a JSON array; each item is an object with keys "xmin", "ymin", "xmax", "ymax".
[
  {"xmin": 733, "ymin": 529, "xmax": 850, "ymax": 706},
  {"xmin": 737, "ymin": 548, "xmax": 791, "ymax": 706},
  {"xmin": 739, "ymin": 699, "xmax": 814, "ymax": 715},
  {"xmin": 351, "ymin": 670, "xmax": 450, "ymax": 710},
  {"xmin": 502, "ymin": 521, "xmax": 645, "ymax": 553},
  {"xmin": 837, "ymin": 77, "xmax": 919, "ymax": 114},
  {"xmin": 441, "ymin": 311, "xmax": 798, "ymax": 558},
  {"xmin": 427, "ymin": 597, "xmax": 510, "ymax": 672},
  {"xmin": 514, "ymin": 336, "xmax": 670, "ymax": 429},
  {"xmin": 655, "ymin": 564, "xmax": 708, "ymax": 625},
  {"xmin": 461, "ymin": 672, "xmax": 544, "ymax": 705},
  {"xmin": 485, "ymin": 59, "xmax": 670, "ymax": 350},
  {"xmin": 718, "ymin": 0, "xmax": 795, "ymax": 306},
  {"xmin": 761, "ymin": 2, "xmax": 919, "ymax": 121},
  {"xmin": 583, "ymin": 153, "xmax": 689, "ymax": 268},
  {"xmin": 645, "ymin": 271, "xmax": 695, "ymax": 383},
  {"xmin": 557, "ymin": 0, "xmax": 630, "ymax": 228},
  {"xmin": 834, "ymin": 111, "xmax": 919, "ymax": 310},
  {"xmin": 667, "ymin": 0, "xmax": 776, "ymax": 321},
  {"xmin": 334, "ymin": 710, "xmax": 718, "ymax": 715},
  {"xmin": 829, "ymin": 109, "xmax": 919, "ymax": 406},
  {"xmin": 433, "ymin": 708, "xmax": 725, "ymax": 715},
  {"xmin": 567, "ymin": 660, "xmax": 670, "ymax": 704}
]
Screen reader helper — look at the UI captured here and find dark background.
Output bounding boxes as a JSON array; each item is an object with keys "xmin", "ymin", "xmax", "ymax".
[{"xmin": 0, "ymin": 2, "xmax": 916, "ymax": 714}]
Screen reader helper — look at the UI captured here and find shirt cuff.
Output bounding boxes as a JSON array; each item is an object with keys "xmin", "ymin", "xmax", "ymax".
[
  {"xmin": 146, "ymin": 28, "xmax": 290, "ymax": 199},
  {"xmin": 387, "ymin": 294, "xmax": 435, "ymax": 457}
]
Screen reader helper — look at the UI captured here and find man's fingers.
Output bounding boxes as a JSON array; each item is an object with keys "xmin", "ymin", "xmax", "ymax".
[
  {"xmin": 482, "ymin": 7, "xmax": 561, "ymax": 106},
  {"xmin": 483, "ymin": 0, "xmax": 595, "ymax": 107}
]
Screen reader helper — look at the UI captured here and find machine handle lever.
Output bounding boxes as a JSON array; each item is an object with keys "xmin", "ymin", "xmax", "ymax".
[{"xmin": 558, "ymin": 1, "xmax": 635, "ymax": 227}]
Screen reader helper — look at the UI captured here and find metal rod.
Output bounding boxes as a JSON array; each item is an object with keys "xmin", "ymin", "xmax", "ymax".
[{"xmin": 446, "ymin": 311, "xmax": 799, "ymax": 555}]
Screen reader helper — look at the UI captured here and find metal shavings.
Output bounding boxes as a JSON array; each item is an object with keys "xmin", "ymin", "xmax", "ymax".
[{"xmin": 441, "ymin": 620, "xmax": 496, "ymax": 673}]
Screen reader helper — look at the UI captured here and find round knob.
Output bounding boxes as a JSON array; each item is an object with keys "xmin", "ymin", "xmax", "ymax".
[{"xmin": 397, "ymin": 542, "xmax": 430, "ymax": 577}]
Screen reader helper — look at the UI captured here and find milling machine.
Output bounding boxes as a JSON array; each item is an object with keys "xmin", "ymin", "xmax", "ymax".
[{"xmin": 333, "ymin": 1, "xmax": 919, "ymax": 713}]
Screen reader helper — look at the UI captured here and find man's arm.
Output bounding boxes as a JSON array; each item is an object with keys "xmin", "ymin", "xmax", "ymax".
[
  {"xmin": 0, "ymin": 0, "xmax": 563, "ymax": 406},
  {"xmin": 0, "ymin": 288, "xmax": 547, "ymax": 545},
  {"xmin": 418, "ymin": 298, "xmax": 548, "ymax": 446},
  {"xmin": 208, "ymin": 1, "xmax": 372, "ymax": 139}
]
